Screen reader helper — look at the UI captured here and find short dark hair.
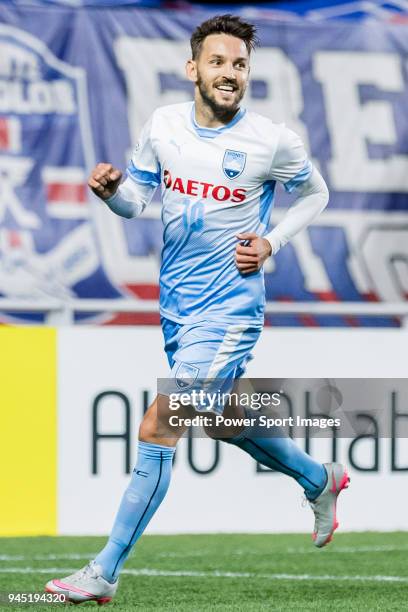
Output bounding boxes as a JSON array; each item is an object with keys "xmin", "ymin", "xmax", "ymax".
[{"xmin": 190, "ymin": 14, "xmax": 258, "ymax": 60}]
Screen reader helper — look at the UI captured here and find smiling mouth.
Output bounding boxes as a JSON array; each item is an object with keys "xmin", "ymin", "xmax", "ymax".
[{"xmin": 215, "ymin": 84, "xmax": 237, "ymax": 93}]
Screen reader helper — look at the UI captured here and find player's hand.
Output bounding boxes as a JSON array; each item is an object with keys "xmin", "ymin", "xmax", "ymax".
[
  {"xmin": 88, "ymin": 163, "xmax": 122, "ymax": 200},
  {"xmin": 235, "ymin": 232, "xmax": 272, "ymax": 274}
]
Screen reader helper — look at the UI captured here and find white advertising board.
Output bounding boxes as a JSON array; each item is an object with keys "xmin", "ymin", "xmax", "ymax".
[{"xmin": 58, "ymin": 327, "xmax": 408, "ymax": 535}]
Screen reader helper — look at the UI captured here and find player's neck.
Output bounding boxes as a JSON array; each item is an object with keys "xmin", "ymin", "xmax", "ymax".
[{"xmin": 194, "ymin": 100, "xmax": 240, "ymax": 128}]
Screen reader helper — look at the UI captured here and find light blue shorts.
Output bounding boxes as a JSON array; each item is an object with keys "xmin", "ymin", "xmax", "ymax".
[{"xmin": 159, "ymin": 317, "xmax": 262, "ymax": 414}]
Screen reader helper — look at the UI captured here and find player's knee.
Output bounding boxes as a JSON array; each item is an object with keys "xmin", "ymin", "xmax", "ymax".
[
  {"xmin": 203, "ymin": 401, "xmax": 246, "ymax": 439},
  {"xmin": 203, "ymin": 423, "xmax": 222, "ymax": 439},
  {"xmin": 203, "ymin": 420, "xmax": 245, "ymax": 440}
]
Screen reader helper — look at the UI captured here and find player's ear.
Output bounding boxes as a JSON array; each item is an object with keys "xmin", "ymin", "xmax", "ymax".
[{"xmin": 186, "ymin": 59, "xmax": 198, "ymax": 83}]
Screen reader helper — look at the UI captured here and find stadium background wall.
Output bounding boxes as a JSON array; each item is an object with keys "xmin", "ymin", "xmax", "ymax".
[
  {"xmin": 0, "ymin": 8, "xmax": 408, "ymax": 325},
  {"xmin": 1, "ymin": 326, "xmax": 408, "ymax": 537}
]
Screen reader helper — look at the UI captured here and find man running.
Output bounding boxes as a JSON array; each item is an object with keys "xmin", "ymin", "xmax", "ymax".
[{"xmin": 46, "ymin": 14, "xmax": 349, "ymax": 605}]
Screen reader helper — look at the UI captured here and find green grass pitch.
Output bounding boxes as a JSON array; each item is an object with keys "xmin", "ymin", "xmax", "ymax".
[{"xmin": 0, "ymin": 533, "xmax": 408, "ymax": 611}]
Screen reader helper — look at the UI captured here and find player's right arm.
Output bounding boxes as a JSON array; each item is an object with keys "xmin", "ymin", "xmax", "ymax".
[{"xmin": 88, "ymin": 115, "xmax": 160, "ymax": 219}]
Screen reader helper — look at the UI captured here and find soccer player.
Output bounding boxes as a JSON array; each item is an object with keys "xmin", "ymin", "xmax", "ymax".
[{"xmin": 46, "ymin": 15, "xmax": 349, "ymax": 605}]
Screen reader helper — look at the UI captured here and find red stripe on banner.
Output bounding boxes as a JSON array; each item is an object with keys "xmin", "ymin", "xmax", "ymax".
[
  {"xmin": 0, "ymin": 118, "xmax": 9, "ymax": 150},
  {"xmin": 313, "ymin": 290, "xmax": 362, "ymax": 326},
  {"xmin": 101, "ymin": 285, "xmax": 162, "ymax": 325},
  {"xmin": 277, "ymin": 296, "xmax": 320, "ymax": 327},
  {"xmin": 8, "ymin": 231, "xmax": 22, "ymax": 248},
  {"xmin": 314, "ymin": 290, "xmax": 339, "ymax": 301},
  {"xmin": 390, "ymin": 15, "xmax": 408, "ymax": 23},
  {"xmin": 125, "ymin": 284, "xmax": 160, "ymax": 300},
  {"xmin": 298, "ymin": 314, "xmax": 319, "ymax": 327},
  {"xmin": 104, "ymin": 313, "xmax": 160, "ymax": 326},
  {"xmin": 47, "ymin": 183, "xmax": 87, "ymax": 204},
  {"xmin": 343, "ymin": 316, "xmax": 359, "ymax": 327},
  {"xmin": 364, "ymin": 291, "xmax": 379, "ymax": 302}
]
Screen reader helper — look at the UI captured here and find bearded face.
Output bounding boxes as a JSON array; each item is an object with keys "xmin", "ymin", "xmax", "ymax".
[
  {"xmin": 195, "ymin": 61, "xmax": 247, "ymax": 115},
  {"xmin": 189, "ymin": 34, "xmax": 250, "ymax": 118}
]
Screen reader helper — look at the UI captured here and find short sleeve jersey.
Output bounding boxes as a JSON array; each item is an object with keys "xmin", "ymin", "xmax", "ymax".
[{"xmin": 126, "ymin": 102, "xmax": 312, "ymax": 326}]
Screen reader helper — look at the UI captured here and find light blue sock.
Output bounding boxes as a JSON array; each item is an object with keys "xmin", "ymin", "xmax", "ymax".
[
  {"xmin": 95, "ymin": 441, "xmax": 175, "ymax": 582},
  {"xmin": 225, "ymin": 427, "xmax": 327, "ymax": 500}
]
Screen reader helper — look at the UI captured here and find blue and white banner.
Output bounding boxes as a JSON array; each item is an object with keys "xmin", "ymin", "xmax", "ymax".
[{"xmin": 0, "ymin": 6, "xmax": 407, "ymax": 325}]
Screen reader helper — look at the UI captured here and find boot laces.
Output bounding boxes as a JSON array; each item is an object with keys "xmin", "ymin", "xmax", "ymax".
[{"xmin": 77, "ymin": 563, "xmax": 98, "ymax": 582}]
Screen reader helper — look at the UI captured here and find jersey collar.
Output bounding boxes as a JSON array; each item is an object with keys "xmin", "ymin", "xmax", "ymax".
[{"xmin": 191, "ymin": 103, "xmax": 246, "ymax": 139}]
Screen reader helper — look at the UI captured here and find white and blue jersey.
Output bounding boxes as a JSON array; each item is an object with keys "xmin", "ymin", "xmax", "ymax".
[
  {"xmin": 106, "ymin": 101, "xmax": 320, "ymax": 405},
  {"xmin": 126, "ymin": 101, "xmax": 312, "ymax": 327}
]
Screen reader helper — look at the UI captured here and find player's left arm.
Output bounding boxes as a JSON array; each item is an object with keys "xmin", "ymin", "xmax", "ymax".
[
  {"xmin": 235, "ymin": 128, "xmax": 329, "ymax": 274},
  {"xmin": 263, "ymin": 164, "xmax": 329, "ymax": 255}
]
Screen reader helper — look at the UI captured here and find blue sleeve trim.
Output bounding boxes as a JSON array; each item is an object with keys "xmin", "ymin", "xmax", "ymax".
[
  {"xmin": 284, "ymin": 160, "xmax": 312, "ymax": 193},
  {"xmin": 127, "ymin": 160, "xmax": 161, "ymax": 187},
  {"xmin": 259, "ymin": 180, "xmax": 276, "ymax": 228}
]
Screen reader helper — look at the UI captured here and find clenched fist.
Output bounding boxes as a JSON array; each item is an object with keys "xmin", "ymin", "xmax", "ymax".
[
  {"xmin": 88, "ymin": 163, "xmax": 122, "ymax": 200},
  {"xmin": 235, "ymin": 232, "xmax": 272, "ymax": 274}
]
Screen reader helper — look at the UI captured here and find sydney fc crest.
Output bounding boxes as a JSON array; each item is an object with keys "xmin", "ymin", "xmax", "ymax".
[
  {"xmin": 175, "ymin": 362, "xmax": 200, "ymax": 389},
  {"xmin": 222, "ymin": 149, "xmax": 246, "ymax": 180}
]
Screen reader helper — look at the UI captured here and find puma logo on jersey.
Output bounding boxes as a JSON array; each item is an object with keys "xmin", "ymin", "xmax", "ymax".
[
  {"xmin": 169, "ymin": 139, "xmax": 182, "ymax": 154},
  {"xmin": 163, "ymin": 169, "xmax": 246, "ymax": 202}
]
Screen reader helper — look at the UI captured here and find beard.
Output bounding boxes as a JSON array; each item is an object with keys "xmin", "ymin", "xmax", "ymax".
[{"xmin": 196, "ymin": 72, "xmax": 245, "ymax": 118}]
